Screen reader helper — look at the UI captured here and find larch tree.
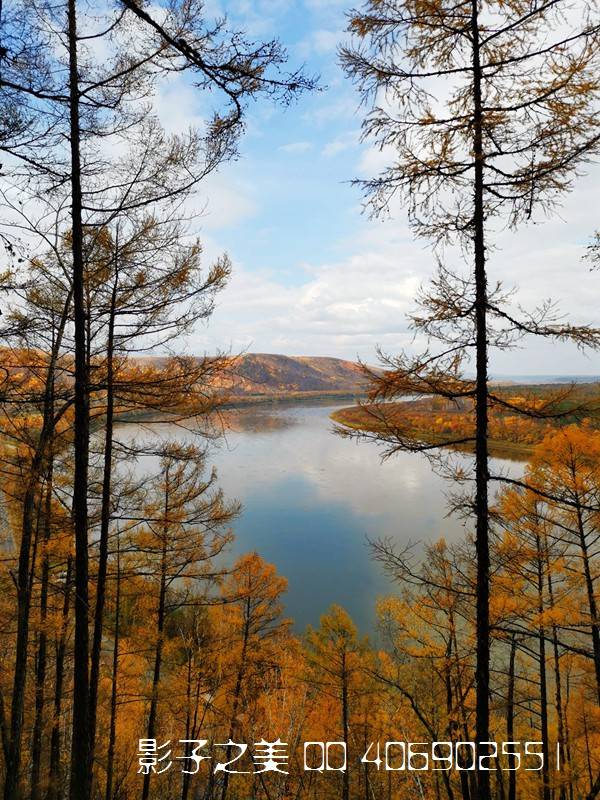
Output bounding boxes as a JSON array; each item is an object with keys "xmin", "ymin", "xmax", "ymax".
[
  {"xmin": 78, "ymin": 213, "xmax": 232, "ymax": 783},
  {"xmin": 216, "ymin": 552, "xmax": 290, "ymax": 800},
  {"xmin": 129, "ymin": 442, "xmax": 239, "ymax": 800},
  {"xmin": 526, "ymin": 426, "xmax": 600, "ymax": 704},
  {"xmin": 0, "ymin": 202, "xmax": 232, "ymax": 798},
  {"xmin": 0, "ymin": 247, "xmax": 76, "ymax": 800},
  {"xmin": 495, "ymin": 491, "xmax": 558, "ymax": 800},
  {"xmin": 305, "ymin": 605, "xmax": 367, "ymax": 800},
  {"xmin": 0, "ymin": 3, "xmax": 315, "ymax": 799},
  {"xmin": 340, "ymin": 3, "xmax": 600, "ymax": 796},
  {"xmin": 373, "ymin": 539, "xmax": 477, "ymax": 800}
]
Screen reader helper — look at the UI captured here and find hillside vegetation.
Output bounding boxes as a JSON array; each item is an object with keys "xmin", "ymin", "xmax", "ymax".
[
  {"xmin": 140, "ymin": 353, "xmax": 370, "ymax": 399},
  {"xmin": 332, "ymin": 383, "xmax": 600, "ymax": 460},
  {"xmin": 226, "ymin": 353, "xmax": 368, "ymax": 395}
]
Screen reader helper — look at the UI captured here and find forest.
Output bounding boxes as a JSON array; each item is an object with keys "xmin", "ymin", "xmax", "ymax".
[{"xmin": 1, "ymin": 1, "xmax": 600, "ymax": 800}]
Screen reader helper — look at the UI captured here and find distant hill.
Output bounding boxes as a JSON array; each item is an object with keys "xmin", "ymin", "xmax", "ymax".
[
  {"xmin": 224, "ymin": 362, "xmax": 600, "ymax": 396},
  {"xmin": 490, "ymin": 374, "xmax": 600, "ymax": 385},
  {"xmin": 143, "ymin": 355, "xmax": 600, "ymax": 400},
  {"xmin": 223, "ymin": 354, "xmax": 368, "ymax": 397}
]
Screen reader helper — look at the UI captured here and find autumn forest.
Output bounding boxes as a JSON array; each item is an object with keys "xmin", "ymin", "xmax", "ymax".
[{"xmin": 1, "ymin": 1, "xmax": 600, "ymax": 800}]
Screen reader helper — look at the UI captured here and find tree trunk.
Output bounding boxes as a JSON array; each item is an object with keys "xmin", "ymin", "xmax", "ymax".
[
  {"xmin": 141, "ymin": 528, "xmax": 169, "ymax": 800},
  {"xmin": 220, "ymin": 601, "xmax": 250, "ymax": 800},
  {"xmin": 105, "ymin": 544, "xmax": 121, "ymax": 800},
  {"xmin": 48, "ymin": 558, "xmax": 73, "ymax": 800},
  {"xmin": 31, "ymin": 469, "xmax": 54, "ymax": 800},
  {"xmin": 67, "ymin": 1, "xmax": 91, "ymax": 798},
  {"xmin": 470, "ymin": 1, "xmax": 491, "ymax": 797},
  {"xmin": 564, "ymin": 673, "xmax": 574, "ymax": 800},
  {"xmin": 545, "ymin": 538, "xmax": 568, "ymax": 800},
  {"xmin": 362, "ymin": 720, "xmax": 369, "ymax": 800},
  {"xmin": 0, "ymin": 689, "xmax": 9, "ymax": 767},
  {"xmin": 89, "ymin": 270, "xmax": 119, "ymax": 787},
  {"xmin": 181, "ymin": 654, "xmax": 194, "ymax": 800},
  {"xmin": 441, "ymin": 628, "xmax": 455, "ymax": 800},
  {"xmin": 574, "ymin": 502, "xmax": 600, "ymax": 703},
  {"xmin": 450, "ymin": 628, "xmax": 471, "ymax": 800},
  {"xmin": 583, "ymin": 710, "xmax": 594, "ymax": 792},
  {"xmin": 341, "ymin": 653, "xmax": 350, "ymax": 800},
  {"xmin": 180, "ymin": 648, "xmax": 210, "ymax": 800},
  {"xmin": 506, "ymin": 635, "xmax": 517, "ymax": 800},
  {"xmin": 535, "ymin": 534, "xmax": 550, "ymax": 800},
  {"xmin": 4, "ymin": 466, "xmax": 44, "ymax": 800}
]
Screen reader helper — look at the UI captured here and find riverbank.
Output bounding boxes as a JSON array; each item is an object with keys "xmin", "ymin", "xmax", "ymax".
[
  {"xmin": 112, "ymin": 391, "xmax": 365, "ymax": 425},
  {"xmin": 331, "ymin": 405, "xmax": 534, "ymax": 462}
]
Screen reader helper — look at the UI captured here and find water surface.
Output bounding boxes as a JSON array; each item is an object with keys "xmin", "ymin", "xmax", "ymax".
[{"xmin": 118, "ymin": 402, "xmax": 518, "ymax": 633}]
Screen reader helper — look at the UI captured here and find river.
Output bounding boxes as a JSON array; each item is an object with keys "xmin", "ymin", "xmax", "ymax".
[{"xmin": 116, "ymin": 400, "xmax": 520, "ymax": 633}]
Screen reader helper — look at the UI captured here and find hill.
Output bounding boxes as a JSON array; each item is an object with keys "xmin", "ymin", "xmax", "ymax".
[
  {"xmin": 223, "ymin": 354, "xmax": 368, "ymax": 397},
  {"xmin": 137, "ymin": 353, "xmax": 369, "ymax": 399}
]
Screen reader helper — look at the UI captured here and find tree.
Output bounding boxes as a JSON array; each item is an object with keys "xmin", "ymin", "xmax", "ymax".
[
  {"xmin": 526, "ymin": 426, "xmax": 600, "ymax": 703},
  {"xmin": 340, "ymin": 5, "xmax": 600, "ymax": 795},
  {"xmin": 372, "ymin": 539, "xmax": 478, "ymax": 800},
  {"xmin": 305, "ymin": 605, "xmax": 367, "ymax": 800},
  {"xmin": 126, "ymin": 442, "xmax": 238, "ymax": 800},
  {"xmin": 79, "ymin": 217, "xmax": 231, "ymax": 782},
  {"xmin": 492, "ymin": 436, "xmax": 600, "ymax": 800},
  {"xmin": 494, "ymin": 488, "xmax": 565, "ymax": 800},
  {"xmin": 0, "ymin": 209, "xmax": 232, "ymax": 798},
  {"xmin": 217, "ymin": 553, "xmax": 290, "ymax": 800},
  {"xmin": 0, "ymin": 256, "xmax": 75, "ymax": 800},
  {"xmin": 1, "ymin": 4, "xmax": 315, "ymax": 797}
]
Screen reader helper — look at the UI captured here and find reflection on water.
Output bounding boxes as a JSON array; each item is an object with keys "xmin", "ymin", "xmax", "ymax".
[
  {"xmin": 218, "ymin": 406, "xmax": 299, "ymax": 434},
  {"xmin": 116, "ymin": 402, "xmax": 520, "ymax": 633}
]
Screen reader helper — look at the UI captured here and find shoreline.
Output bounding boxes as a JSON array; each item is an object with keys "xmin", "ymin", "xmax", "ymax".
[{"xmin": 330, "ymin": 405, "xmax": 534, "ymax": 462}]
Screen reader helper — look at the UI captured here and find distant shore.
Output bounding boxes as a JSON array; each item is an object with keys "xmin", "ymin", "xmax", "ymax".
[
  {"xmin": 331, "ymin": 405, "xmax": 535, "ymax": 462},
  {"xmin": 222, "ymin": 390, "xmax": 364, "ymax": 408},
  {"xmin": 111, "ymin": 391, "xmax": 364, "ymax": 426}
]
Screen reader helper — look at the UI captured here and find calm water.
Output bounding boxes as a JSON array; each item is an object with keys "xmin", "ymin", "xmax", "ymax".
[{"xmin": 117, "ymin": 401, "xmax": 519, "ymax": 633}]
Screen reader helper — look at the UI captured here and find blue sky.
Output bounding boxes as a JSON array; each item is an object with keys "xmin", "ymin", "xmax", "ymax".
[
  {"xmin": 197, "ymin": 0, "xmax": 369, "ymax": 275},
  {"xmin": 157, "ymin": 0, "xmax": 600, "ymax": 375}
]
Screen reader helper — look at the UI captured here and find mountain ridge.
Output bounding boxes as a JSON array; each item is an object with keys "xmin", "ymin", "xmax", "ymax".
[
  {"xmin": 223, "ymin": 353, "xmax": 369, "ymax": 396},
  {"xmin": 140, "ymin": 353, "xmax": 600, "ymax": 398}
]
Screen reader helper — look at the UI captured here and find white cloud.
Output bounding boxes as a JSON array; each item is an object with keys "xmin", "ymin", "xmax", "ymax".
[
  {"xmin": 357, "ymin": 144, "xmax": 397, "ymax": 177},
  {"xmin": 193, "ymin": 175, "xmax": 258, "ymax": 231},
  {"xmin": 184, "ymin": 151, "xmax": 600, "ymax": 377},
  {"xmin": 279, "ymin": 141, "xmax": 314, "ymax": 153},
  {"xmin": 298, "ymin": 28, "xmax": 342, "ymax": 57},
  {"xmin": 302, "ymin": 95, "xmax": 359, "ymax": 127},
  {"xmin": 154, "ymin": 77, "xmax": 207, "ymax": 135},
  {"xmin": 188, "ymin": 223, "xmax": 422, "ymax": 359},
  {"xmin": 322, "ymin": 131, "xmax": 359, "ymax": 157}
]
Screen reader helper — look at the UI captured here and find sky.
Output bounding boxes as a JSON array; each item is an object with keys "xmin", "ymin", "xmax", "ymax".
[{"xmin": 156, "ymin": 0, "xmax": 600, "ymax": 376}]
